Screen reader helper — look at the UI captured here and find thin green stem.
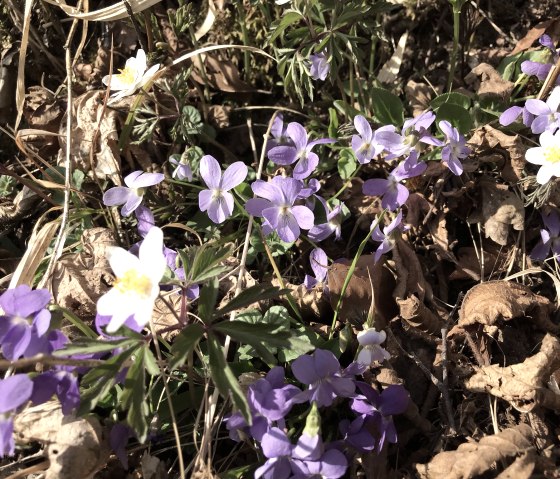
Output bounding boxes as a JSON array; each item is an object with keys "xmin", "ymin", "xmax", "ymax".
[{"xmin": 446, "ymin": 5, "xmax": 462, "ymax": 92}]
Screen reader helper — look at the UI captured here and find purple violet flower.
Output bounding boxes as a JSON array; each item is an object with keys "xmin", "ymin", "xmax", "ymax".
[
  {"xmin": 309, "ymin": 50, "xmax": 330, "ymax": 81},
  {"xmin": 371, "ymin": 210, "xmax": 408, "ymax": 263},
  {"xmin": 31, "ymin": 371, "xmax": 80, "ymax": 415},
  {"xmin": 266, "ymin": 114, "xmax": 294, "ymax": 152},
  {"xmin": 291, "ymin": 349, "xmax": 356, "ymax": 407},
  {"xmin": 351, "ymin": 115, "xmax": 386, "ymax": 164},
  {"xmin": 110, "ymin": 423, "xmax": 134, "ymax": 469},
  {"xmin": 255, "ymin": 427, "xmax": 294, "ymax": 479},
  {"xmin": 103, "ymin": 170, "xmax": 164, "ymax": 217},
  {"xmin": 135, "ymin": 205, "xmax": 155, "ymax": 237},
  {"xmin": 0, "ymin": 374, "xmax": 33, "ymax": 457},
  {"xmin": 0, "ymin": 419, "xmax": 14, "ymax": 457},
  {"xmin": 350, "ymin": 382, "xmax": 409, "ymax": 452},
  {"xmin": 245, "ymin": 176, "xmax": 315, "ymax": 243},
  {"xmin": 0, "ymin": 285, "xmax": 55, "ymax": 361},
  {"xmin": 303, "ymin": 248, "xmax": 328, "ymax": 290},
  {"xmin": 531, "ymin": 209, "xmax": 560, "ymax": 261},
  {"xmin": 439, "ymin": 120, "xmax": 470, "ymax": 175},
  {"xmin": 362, "ymin": 151, "xmax": 426, "ymax": 211},
  {"xmin": 198, "ymin": 155, "xmax": 248, "ymax": 224},
  {"xmin": 169, "ymin": 154, "xmax": 193, "ymax": 181},
  {"xmin": 499, "ymin": 105, "xmax": 535, "ymax": 128},
  {"xmin": 268, "ymin": 122, "xmax": 334, "ymax": 179},
  {"xmin": 308, "ymin": 197, "xmax": 344, "ymax": 242},
  {"xmin": 291, "ymin": 433, "xmax": 348, "ymax": 479},
  {"xmin": 524, "ymin": 86, "xmax": 560, "ymax": 134},
  {"xmin": 521, "ymin": 35, "xmax": 560, "ymax": 84}
]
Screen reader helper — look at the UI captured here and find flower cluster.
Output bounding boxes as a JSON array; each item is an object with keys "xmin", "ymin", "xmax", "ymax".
[
  {"xmin": 226, "ymin": 349, "xmax": 409, "ymax": 477},
  {"xmin": 0, "ymin": 286, "xmax": 79, "ymax": 456}
]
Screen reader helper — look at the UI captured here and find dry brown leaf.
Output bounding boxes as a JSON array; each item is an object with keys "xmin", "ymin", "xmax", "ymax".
[
  {"xmin": 458, "ymin": 280, "xmax": 558, "ymax": 334},
  {"xmin": 13, "ymin": 402, "xmax": 109, "ymax": 479},
  {"xmin": 405, "ymin": 80, "xmax": 434, "ymax": 117},
  {"xmin": 511, "ymin": 17, "xmax": 560, "ymax": 55},
  {"xmin": 495, "ymin": 450, "xmax": 536, "ymax": 479},
  {"xmin": 275, "ymin": 281, "xmax": 331, "ymax": 321},
  {"xmin": 468, "ymin": 178, "xmax": 524, "ymax": 246},
  {"xmin": 468, "ymin": 126, "xmax": 526, "ymax": 182},
  {"xmin": 191, "ymin": 55, "xmax": 255, "ymax": 93},
  {"xmin": 49, "ymin": 228, "xmax": 117, "ymax": 324},
  {"xmin": 464, "ymin": 334, "xmax": 560, "ymax": 412},
  {"xmin": 392, "ymin": 239, "xmax": 433, "ymax": 302},
  {"xmin": 397, "ymin": 295, "xmax": 445, "ymax": 336},
  {"xmin": 59, "ymin": 90, "xmax": 121, "ymax": 184},
  {"xmin": 465, "ymin": 63, "xmax": 515, "ymax": 99},
  {"xmin": 327, "ymin": 255, "xmax": 397, "ymax": 327},
  {"xmin": 415, "ymin": 424, "xmax": 534, "ymax": 479},
  {"xmin": 377, "ymin": 32, "xmax": 408, "ymax": 84},
  {"xmin": 450, "ymin": 246, "xmax": 510, "ymax": 281},
  {"xmin": 44, "ymin": 0, "xmax": 163, "ymax": 21}
]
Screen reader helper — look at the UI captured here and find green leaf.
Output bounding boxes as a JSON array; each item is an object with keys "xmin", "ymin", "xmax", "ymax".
[
  {"xmin": 333, "ymin": 100, "xmax": 362, "ymax": 120},
  {"xmin": 213, "ymin": 285, "xmax": 286, "ymax": 319},
  {"xmin": 55, "ymin": 338, "xmax": 138, "ymax": 356},
  {"xmin": 121, "ymin": 348, "xmax": 150, "ymax": 442},
  {"xmin": 338, "ymin": 148, "xmax": 357, "ymax": 180},
  {"xmin": 277, "ymin": 325, "xmax": 317, "ymax": 363},
  {"xmin": 370, "ymin": 87, "xmax": 404, "ymax": 126},
  {"xmin": 143, "ymin": 347, "xmax": 160, "ymax": 376},
  {"xmin": 169, "ymin": 323, "xmax": 205, "ymax": 368},
  {"xmin": 436, "ymin": 103, "xmax": 473, "ymax": 134},
  {"xmin": 328, "ymin": 107, "xmax": 339, "ymax": 138},
  {"xmin": 270, "ymin": 10, "xmax": 304, "ymax": 42},
  {"xmin": 430, "ymin": 92, "xmax": 471, "ymax": 110},
  {"xmin": 199, "ymin": 277, "xmax": 219, "ymax": 324},
  {"xmin": 179, "ymin": 243, "xmax": 233, "ymax": 284},
  {"xmin": 207, "ymin": 333, "xmax": 251, "ymax": 422}
]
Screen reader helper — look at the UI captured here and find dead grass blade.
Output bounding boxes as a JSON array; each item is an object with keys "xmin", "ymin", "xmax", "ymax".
[
  {"xmin": 14, "ymin": 0, "xmax": 34, "ymax": 130},
  {"xmin": 43, "ymin": 0, "xmax": 163, "ymax": 21}
]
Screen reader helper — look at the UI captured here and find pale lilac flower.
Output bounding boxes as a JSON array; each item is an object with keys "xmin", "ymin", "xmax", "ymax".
[
  {"xmin": 266, "ymin": 114, "xmax": 293, "ymax": 152},
  {"xmin": 371, "ymin": 210, "xmax": 408, "ymax": 262},
  {"xmin": 439, "ymin": 120, "xmax": 470, "ymax": 175},
  {"xmin": 376, "ymin": 110, "xmax": 442, "ymax": 159},
  {"xmin": 521, "ymin": 35, "xmax": 559, "ymax": 84},
  {"xmin": 531, "ymin": 209, "xmax": 560, "ymax": 261},
  {"xmin": 308, "ymin": 197, "xmax": 344, "ymax": 242},
  {"xmin": 0, "ymin": 419, "xmax": 14, "ymax": 457},
  {"xmin": 297, "ymin": 179, "xmax": 321, "ymax": 200},
  {"xmin": 0, "ymin": 374, "xmax": 33, "ymax": 456},
  {"xmin": 309, "ymin": 50, "xmax": 330, "ymax": 81},
  {"xmin": 291, "ymin": 433, "xmax": 348, "ymax": 479},
  {"xmin": 499, "ymin": 105, "xmax": 535, "ymax": 128},
  {"xmin": 303, "ymin": 248, "xmax": 328, "ymax": 290},
  {"xmin": 362, "ymin": 151, "xmax": 426, "ymax": 211},
  {"xmin": 356, "ymin": 328, "xmax": 390, "ymax": 367},
  {"xmin": 524, "ymin": 86, "xmax": 560, "ymax": 134},
  {"xmin": 169, "ymin": 154, "xmax": 193, "ymax": 181},
  {"xmin": 351, "ymin": 115, "xmax": 386, "ymax": 164},
  {"xmin": 245, "ymin": 176, "xmax": 315, "ymax": 243},
  {"xmin": 102, "ymin": 49, "xmax": 160, "ymax": 101},
  {"xmin": 97, "ymin": 226, "xmax": 167, "ymax": 333},
  {"xmin": 255, "ymin": 427, "xmax": 294, "ymax": 479},
  {"xmin": 291, "ymin": 349, "xmax": 355, "ymax": 407},
  {"xmin": 525, "ymin": 129, "xmax": 560, "ymax": 184},
  {"xmin": 103, "ymin": 170, "xmax": 164, "ymax": 217},
  {"xmin": 135, "ymin": 205, "xmax": 155, "ymax": 237},
  {"xmin": 268, "ymin": 122, "xmax": 334, "ymax": 179},
  {"xmin": 0, "ymin": 285, "xmax": 55, "ymax": 360},
  {"xmin": 198, "ymin": 155, "xmax": 248, "ymax": 224}
]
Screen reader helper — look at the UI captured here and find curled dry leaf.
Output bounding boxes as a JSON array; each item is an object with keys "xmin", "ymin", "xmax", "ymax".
[
  {"xmin": 327, "ymin": 255, "xmax": 397, "ymax": 327},
  {"xmin": 405, "ymin": 80, "xmax": 434, "ymax": 117},
  {"xmin": 469, "ymin": 126, "xmax": 527, "ymax": 182},
  {"xmin": 415, "ymin": 423, "xmax": 534, "ymax": 479},
  {"xmin": 465, "ymin": 63, "xmax": 515, "ymax": 99},
  {"xmin": 449, "ymin": 245, "xmax": 510, "ymax": 281},
  {"xmin": 58, "ymin": 90, "xmax": 121, "ymax": 184},
  {"xmin": 191, "ymin": 55, "xmax": 255, "ymax": 93},
  {"xmin": 49, "ymin": 228, "xmax": 117, "ymax": 323},
  {"xmin": 392, "ymin": 239, "xmax": 433, "ymax": 302},
  {"xmin": 397, "ymin": 295, "xmax": 445, "ymax": 337},
  {"xmin": 458, "ymin": 280, "xmax": 558, "ymax": 334},
  {"xmin": 281, "ymin": 281, "xmax": 332, "ymax": 322},
  {"xmin": 468, "ymin": 178, "xmax": 524, "ymax": 246},
  {"xmin": 13, "ymin": 401, "xmax": 109, "ymax": 479},
  {"xmin": 464, "ymin": 334, "xmax": 560, "ymax": 412}
]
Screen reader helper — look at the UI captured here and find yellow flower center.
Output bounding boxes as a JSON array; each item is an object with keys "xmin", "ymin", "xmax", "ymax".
[
  {"xmin": 114, "ymin": 270, "xmax": 152, "ymax": 297},
  {"xmin": 117, "ymin": 66, "xmax": 136, "ymax": 85},
  {"xmin": 544, "ymin": 145, "xmax": 560, "ymax": 164}
]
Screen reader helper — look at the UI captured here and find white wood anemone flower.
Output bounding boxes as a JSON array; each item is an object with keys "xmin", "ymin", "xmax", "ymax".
[
  {"xmin": 97, "ymin": 226, "xmax": 166, "ymax": 333},
  {"xmin": 102, "ymin": 49, "xmax": 160, "ymax": 101},
  {"xmin": 526, "ymin": 129, "xmax": 560, "ymax": 184}
]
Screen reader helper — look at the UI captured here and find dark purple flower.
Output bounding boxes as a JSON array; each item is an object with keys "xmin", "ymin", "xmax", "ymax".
[
  {"xmin": 103, "ymin": 171, "xmax": 164, "ymax": 217},
  {"xmin": 351, "ymin": 382, "xmax": 409, "ymax": 452},
  {"xmin": 303, "ymin": 248, "xmax": 328, "ymax": 290},
  {"xmin": 339, "ymin": 415, "xmax": 376, "ymax": 452},
  {"xmin": 439, "ymin": 120, "xmax": 470, "ymax": 175},
  {"xmin": 198, "ymin": 155, "xmax": 248, "ymax": 224},
  {"xmin": 0, "ymin": 374, "xmax": 33, "ymax": 414},
  {"xmin": 0, "ymin": 285, "xmax": 54, "ymax": 360},
  {"xmin": 31, "ymin": 371, "xmax": 80, "ymax": 414},
  {"xmin": 531, "ymin": 209, "xmax": 560, "ymax": 261},
  {"xmin": 308, "ymin": 197, "xmax": 344, "ymax": 242},
  {"xmin": 351, "ymin": 115, "xmax": 386, "ymax": 164},
  {"xmin": 110, "ymin": 423, "xmax": 134, "ymax": 469},
  {"xmin": 248, "ymin": 367, "xmax": 301, "ymax": 421},
  {"xmin": 309, "ymin": 50, "xmax": 330, "ymax": 81},
  {"xmin": 370, "ymin": 210, "xmax": 408, "ymax": 262},
  {"xmin": 246, "ymin": 176, "xmax": 315, "ymax": 243},
  {"xmin": 268, "ymin": 122, "xmax": 334, "ymax": 179},
  {"xmin": 291, "ymin": 349, "xmax": 355, "ymax": 407}
]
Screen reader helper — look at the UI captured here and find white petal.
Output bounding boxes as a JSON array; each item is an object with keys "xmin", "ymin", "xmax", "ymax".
[
  {"xmin": 537, "ymin": 164, "xmax": 555, "ymax": 184},
  {"xmin": 525, "ymin": 146, "xmax": 545, "ymax": 165},
  {"xmin": 139, "ymin": 227, "xmax": 166, "ymax": 283},
  {"xmin": 108, "ymin": 247, "xmax": 141, "ymax": 277}
]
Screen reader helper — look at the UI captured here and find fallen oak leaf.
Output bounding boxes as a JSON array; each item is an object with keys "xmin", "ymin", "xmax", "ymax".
[{"xmin": 415, "ymin": 424, "xmax": 534, "ymax": 479}]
